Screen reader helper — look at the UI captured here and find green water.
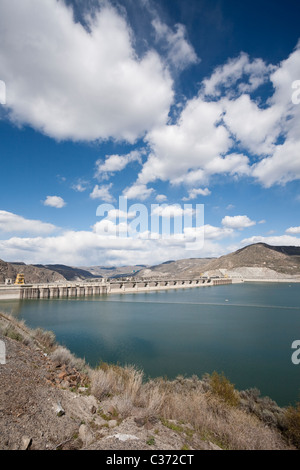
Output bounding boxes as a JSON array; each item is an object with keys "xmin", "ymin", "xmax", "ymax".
[{"xmin": 1, "ymin": 282, "xmax": 300, "ymax": 407}]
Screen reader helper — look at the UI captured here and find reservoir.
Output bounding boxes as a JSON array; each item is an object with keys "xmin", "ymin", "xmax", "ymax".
[{"xmin": 0, "ymin": 282, "xmax": 300, "ymax": 407}]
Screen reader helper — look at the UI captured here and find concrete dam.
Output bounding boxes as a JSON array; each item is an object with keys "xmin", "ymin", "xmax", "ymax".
[{"xmin": 0, "ymin": 278, "xmax": 234, "ymax": 300}]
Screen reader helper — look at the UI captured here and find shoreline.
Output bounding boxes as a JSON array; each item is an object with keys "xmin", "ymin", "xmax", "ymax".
[{"xmin": 242, "ymin": 278, "xmax": 300, "ymax": 283}]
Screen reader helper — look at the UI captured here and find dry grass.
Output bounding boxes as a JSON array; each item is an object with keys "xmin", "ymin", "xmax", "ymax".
[
  {"xmin": 90, "ymin": 364, "xmax": 291, "ymax": 450},
  {"xmin": 91, "ymin": 363, "xmax": 143, "ymax": 402},
  {"xmin": 159, "ymin": 387, "xmax": 288, "ymax": 450},
  {"xmin": 285, "ymin": 402, "xmax": 300, "ymax": 448},
  {"xmin": 50, "ymin": 346, "xmax": 88, "ymax": 374},
  {"xmin": 33, "ymin": 328, "xmax": 56, "ymax": 351}
]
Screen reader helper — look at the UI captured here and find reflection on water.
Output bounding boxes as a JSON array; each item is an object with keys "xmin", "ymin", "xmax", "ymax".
[{"xmin": 0, "ymin": 282, "xmax": 300, "ymax": 407}]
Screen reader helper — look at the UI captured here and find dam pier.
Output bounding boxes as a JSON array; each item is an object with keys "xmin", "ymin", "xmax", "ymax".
[{"xmin": 0, "ymin": 277, "xmax": 234, "ymax": 300}]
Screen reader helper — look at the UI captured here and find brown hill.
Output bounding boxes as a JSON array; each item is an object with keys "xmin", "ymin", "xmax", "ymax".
[
  {"xmin": 202, "ymin": 243, "xmax": 300, "ymax": 278},
  {"xmin": 134, "ymin": 244, "xmax": 300, "ymax": 280},
  {"xmin": 0, "ymin": 259, "xmax": 66, "ymax": 284},
  {"xmin": 34, "ymin": 264, "xmax": 100, "ymax": 282},
  {"xmin": 135, "ymin": 258, "xmax": 214, "ymax": 279}
]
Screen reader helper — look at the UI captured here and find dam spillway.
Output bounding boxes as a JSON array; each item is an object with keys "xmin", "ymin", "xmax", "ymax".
[{"xmin": 0, "ymin": 278, "xmax": 234, "ymax": 300}]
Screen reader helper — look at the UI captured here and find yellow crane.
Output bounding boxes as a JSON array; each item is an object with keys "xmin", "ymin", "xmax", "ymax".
[{"xmin": 14, "ymin": 274, "xmax": 25, "ymax": 285}]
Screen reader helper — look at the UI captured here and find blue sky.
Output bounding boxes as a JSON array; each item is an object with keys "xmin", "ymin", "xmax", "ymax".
[{"xmin": 0, "ymin": 0, "xmax": 300, "ymax": 266}]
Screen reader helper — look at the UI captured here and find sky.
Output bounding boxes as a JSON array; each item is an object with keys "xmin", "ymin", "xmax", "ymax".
[{"xmin": 0, "ymin": 0, "xmax": 300, "ymax": 267}]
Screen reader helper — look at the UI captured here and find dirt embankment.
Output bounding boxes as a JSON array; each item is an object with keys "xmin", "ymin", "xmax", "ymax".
[{"xmin": 0, "ymin": 313, "xmax": 297, "ymax": 451}]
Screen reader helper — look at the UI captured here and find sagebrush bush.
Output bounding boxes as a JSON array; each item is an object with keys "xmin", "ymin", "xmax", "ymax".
[
  {"xmin": 209, "ymin": 371, "xmax": 240, "ymax": 407},
  {"xmin": 50, "ymin": 346, "xmax": 87, "ymax": 373},
  {"xmin": 240, "ymin": 388, "xmax": 285, "ymax": 429},
  {"xmin": 91, "ymin": 363, "xmax": 143, "ymax": 402},
  {"xmin": 285, "ymin": 402, "xmax": 300, "ymax": 448},
  {"xmin": 33, "ymin": 328, "xmax": 56, "ymax": 350}
]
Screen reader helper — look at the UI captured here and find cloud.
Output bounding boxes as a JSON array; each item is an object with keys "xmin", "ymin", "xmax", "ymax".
[
  {"xmin": 95, "ymin": 151, "xmax": 143, "ymax": 180},
  {"xmin": 0, "ymin": 228, "xmax": 227, "ymax": 266},
  {"xmin": 43, "ymin": 196, "xmax": 66, "ymax": 208},
  {"xmin": 105, "ymin": 209, "xmax": 137, "ymax": 220},
  {"xmin": 0, "ymin": 0, "xmax": 174, "ymax": 143},
  {"xmin": 0, "ymin": 210, "xmax": 57, "ymax": 234},
  {"xmin": 222, "ymin": 94, "xmax": 282, "ymax": 156},
  {"xmin": 131, "ymin": 42, "xmax": 300, "ymax": 191},
  {"xmin": 90, "ymin": 184, "xmax": 115, "ymax": 203},
  {"xmin": 250, "ymin": 44, "xmax": 300, "ymax": 187},
  {"xmin": 72, "ymin": 182, "xmax": 87, "ymax": 192},
  {"xmin": 222, "ymin": 215, "xmax": 256, "ymax": 230},
  {"xmin": 152, "ymin": 205, "xmax": 195, "ymax": 218},
  {"xmin": 139, "ymin": 99, "xmax": 234, "ymax": 186},
  {"xmin": 203, "ymin": 224, "xmax": 234, "ymax": 240},
  {"xmin": 182, "ymin": 188, "xmax": 211, "ymax": 201},
  {"xmin": 286, "ymin": 226, "xmax": 300, "ymax": 234},
  {"xmin": 152, "ymin": 18, "xmax": 198, "ymax": 71},
  {"xmin": 155, "ymin": 194, "xmax": 168, "ymax": 203},
  {"xmin": 123, "ymin": 183, "xmax": 154, "ymax": 201},
  {"xmin": 242, "ymin": 234, "xmax": 300, "ymax": 247},
  {"xmin": 202, "ymin": 52, "xmax": 274, "ymax": 98}
]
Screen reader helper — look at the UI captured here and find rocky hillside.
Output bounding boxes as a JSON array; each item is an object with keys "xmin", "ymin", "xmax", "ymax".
[
  {"xmin": 0, "ymin": 259, "xmax": 66, "ymax": 284},
  {"xmin": 135, "ymin": 258, "xmax": 213, "ymax": 279},
  {"xmin": 202, "ymin": 243, "xmax": 300, "ymax": 279},
  {"xmin": 34, "ymin": 264, "xmax": 100, "ymax": 282},
  {"xmin": 82, "ymin": 265, "xmax": 148, "ymax": 279},
  {"xmin": 133, "ymin": 244, "xmax": 300, "ymax": 280}
]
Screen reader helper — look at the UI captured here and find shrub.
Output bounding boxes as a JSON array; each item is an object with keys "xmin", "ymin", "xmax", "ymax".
[
  {"xmin": 285, "ymin": 402, "xmax": 300, "ymax": 448},
  {"xmin": 91, "ymin": 363, "xmax": 143, "ymax": 402},
  {"xmin": 209, "ymin": 371, "xmax": 240, "ymax": 407},
  {"xmin": 50, "ymin": 346, "xmax": 87, "ymax": 373},
  {"xmin": 3, "ymin": 326, "xmax": 23, "ymax": 342},
  {"xmin": 34, "ymin": 328, "xmax": 56, "ymax": 350}
]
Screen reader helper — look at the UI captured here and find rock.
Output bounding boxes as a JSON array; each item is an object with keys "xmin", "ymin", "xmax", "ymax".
[
  {"xmin": 91, "ymin": 405, "xmax": 97, "ymax": 415},
  {"xmin": 108, "ymin": 420, "xmax": 118, "ymax": 428},
  {"xmin": 58, "ymin": 371, "xmax": 67, "ymax": 380},
  {"xmin": 110, "ymin": 433, "xmax": 139, "ymax": 442},
  {"xmin": 55, "ymin": 401, "xmax": 65, "ymax": 417},
  {"xmin": 20, "ymin": 436, "xmax": 32, "ymax": 450},
  {"xmin": 60, "ymin": 380, "xmax": 70, "ymax": 389},
  {"xmin": 79, "ymin": 424, "xmax": 94, "ymax": 446},
  {"xmin": 134, "ymin": 417, "xmax": 145, "ymax": 428}
]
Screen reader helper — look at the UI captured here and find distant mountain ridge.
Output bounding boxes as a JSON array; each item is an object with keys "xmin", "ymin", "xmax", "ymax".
[
  {"xmin": 1, "ymin": 243, "xmax": 300, "ymax": 284},
  {"xmin": 0, "ymin": 259, "xmax": 65, "ymax": 284},
  {"xmin": 34, "ymin": 264, "xmax": 99, "ymax": 281},
  {"xmin": 133, "ymin": 243, "xmax": 300, "ymax": 280},
  {"xmin": 135, "ymin": 258, "xmax": 214, "ymax": 279}
]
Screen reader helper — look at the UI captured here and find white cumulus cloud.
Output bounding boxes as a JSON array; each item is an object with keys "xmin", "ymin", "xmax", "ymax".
[
  {"xmin": 0, "ymin": 210, "xmax": 57, "ymax": 234},
  {"xmin": 0, "ymin": 0, "xmax": 174, "ymax": 143},
  {"xmin": 43, "ymin": 196, "xmax": 66, "ymax": 209},
  {"xmin": 222, "ymin": 215, "xmax": 256, "ymax": 230}
]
